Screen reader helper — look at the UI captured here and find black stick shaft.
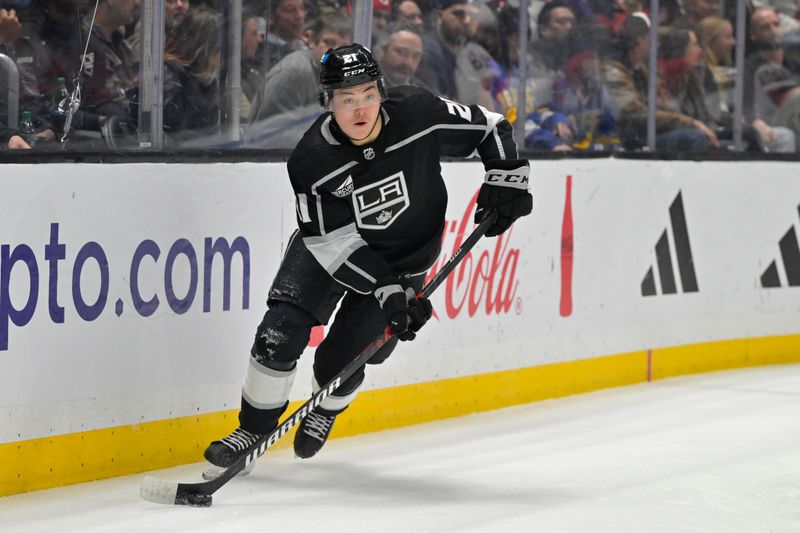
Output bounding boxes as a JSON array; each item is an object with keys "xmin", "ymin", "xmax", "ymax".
[{"xmin": 173, "ymin": 211, "xmax": 498, "ymax": 501}]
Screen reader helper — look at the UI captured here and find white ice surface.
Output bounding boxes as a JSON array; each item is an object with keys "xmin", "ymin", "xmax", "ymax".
[{"xmin": 1, "ymin": 364, "xmax": 799, "ymax": 533}]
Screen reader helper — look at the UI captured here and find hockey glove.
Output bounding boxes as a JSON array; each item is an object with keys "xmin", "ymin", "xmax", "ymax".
[
  {"xmin": 475, "ymin": 159, "xmax": 533, "ymax": 237},
  {"xmin": 374, "ymin": 277, "xmax": 433, "ymax": 341}
]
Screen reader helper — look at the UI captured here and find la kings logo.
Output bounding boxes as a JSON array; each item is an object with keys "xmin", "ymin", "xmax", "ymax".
[{"xmin": 352, "ymin": 172, "xmax": 409, "ymax": 230}]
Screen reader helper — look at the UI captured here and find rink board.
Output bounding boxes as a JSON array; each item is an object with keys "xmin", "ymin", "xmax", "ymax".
[{"xmin": 1, "ymin": 159, "xmax": 800, "ymax": 496}]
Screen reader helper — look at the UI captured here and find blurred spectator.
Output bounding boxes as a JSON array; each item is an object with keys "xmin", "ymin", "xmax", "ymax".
[
  {"xmin": 657, "ymin": 0, "xmax": 683, "ymax": 26},
  {"xmin": 17, "ymin": 0, "xmax": 89, "ymax": 102},
  {"xmin": 375, "ymin": 21, "xmax": 426, "ymax": 88},
  {"xmin": 396, "ymin": 0, "xmax": 424, "ymax": 30},
  {"xmin": 561, "ymin": 49, "xmax": 619, "ymax": 149},
  {"xmin": 526, "ymin": 36, "xmax": 619, "ymax": 152},
  {"xmin": 744, "ymin": 8, "xmax": 800, "ymax": 151},
  {"xmin": 79, "ymin": 0, "xmax": 138, "ymax": 120},
  {"xmin": 128, "ymin": 0, "xmax": 185, "ymax": 58},
  {"xmin": 495, "ymin": 6, "xmax": 520, "ymax": 71},
  {"xmin": 657, "ymin": 27, "xmax": 713, "ymax": 128},
  {"xmin": 696, "ymin": 16, "xmax": 794, "ymax": 152},
  {"xmin": 263, "ymin": 0, "xmax": 308, "ymax": 71},
  {"xmin": 761, "ymin": 0, "xmax": 800, "ymax": 21},
  {"xmin": 750, "ymin": 0, "xmax": 800, "ymax": 39},
  {"xmin": 416, "ymin": 0, "xmax": 474, "ymax": 98},
  {"xmin": 697, "ymin": 16, "xmax": 735, "ymax": 112},
  {"xmin": 0, "ymin": 120, "xmax": 30, "ymax": 148},
  {"xmin": 0, "ymin": 6, "xmax": 55, "ymax": 141},
  {"xmin": 454, "ymin": 3, "xmax": 500, "ymax": 107},
  {"xmin": 536, "ymin": 0, "xmax": 576, "ymax": 45},
  {"xmin": 241, "ymin": 8, "xmax": 265, "ymax": 122},
  {"xmin": 479, "ymin": 6, "xmax": 547, "ymax": 126},
  {"xmin": 310, "ymin": 0, "xmax": 347, "ymax": 19},
  {"xmin": 528, "ymin": 0, "xmax": 576, "ymax": 108},
  {"xmin": 589, "ymin": 0, "xmax": 629, "ymax": 37},
  {"xmin": 678, "ymin": 0, "xmax": 721, "ymax": 30},
  {"xmin": 165, "ymin": 0, "xmax": 190, "ymax": 28},
  {"xmin": 372, "ymin": 0, "xmax": 392, "ymax": 34},
  {"xmin": 251, "ymin": 14, "xmax": 350, "ymax": 122},
  {"xmin": 696, "ymin": 17, "xmax": 735, "ymax": 127},
  {"xmin": 524, "ymin": 109, "xmax": 580, "ymax": 150},
  {"xmin": 341, "ymin": 0, "xmax": 391, "ymax": 40},
  {"xmin": 602, "ymin": 14, "xmax": 718, "ymax": 151},
  {"xmin": 163, "ymin": 7, "xmax": 221, "ymax": 138}
]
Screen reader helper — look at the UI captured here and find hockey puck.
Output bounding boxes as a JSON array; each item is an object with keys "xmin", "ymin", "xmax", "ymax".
[
  {"xmin": 141, "ymin": 477, "xmax": 213, "ymax": 507},
  {"xmin": 184, "ymin": 493, "xmax": 213, "ymax": 507},
  {"xmin": 175, "ymin": 490, "xmax": 213, "ymax": 507}
]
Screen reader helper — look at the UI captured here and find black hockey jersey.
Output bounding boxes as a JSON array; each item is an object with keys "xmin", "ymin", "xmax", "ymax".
[{"xmin": 287, "ymin": 86, "xmax": 520, "ymax": 294}]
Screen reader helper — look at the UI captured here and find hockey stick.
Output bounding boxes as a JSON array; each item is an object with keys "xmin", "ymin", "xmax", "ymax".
[{"xmin": 140, "ymin": 210, "xmax": 498, "ymax": 507}]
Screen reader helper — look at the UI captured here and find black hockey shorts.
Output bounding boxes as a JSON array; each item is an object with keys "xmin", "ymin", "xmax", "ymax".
[{"xmin": 262, "ymin": 230, "xmax": 425, "ymax": 389}]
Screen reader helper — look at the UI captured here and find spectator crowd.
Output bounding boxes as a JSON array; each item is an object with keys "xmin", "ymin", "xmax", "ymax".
[{"xmin": 0, "ymin": 0, "xmax": 798, "ymax": 152}]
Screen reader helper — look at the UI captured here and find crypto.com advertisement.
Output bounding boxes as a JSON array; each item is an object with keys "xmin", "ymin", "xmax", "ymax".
[{"xmin": 2, "ymin": 160, "xmax": 800, "ymax": 442}]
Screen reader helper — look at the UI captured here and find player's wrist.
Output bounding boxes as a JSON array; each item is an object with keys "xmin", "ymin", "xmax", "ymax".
[{"xmin": 374, "ymin": 276, "xmax": 404, "ymax": 304}]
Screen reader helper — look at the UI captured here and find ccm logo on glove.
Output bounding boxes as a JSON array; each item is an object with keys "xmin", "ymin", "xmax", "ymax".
[
  {"xmin": 475, "ymin": 159, "xmax": 533, "ymax": 237},
  {"xmin": 486, "ymin": 170, "xmax": 529, "ymax": 189}
]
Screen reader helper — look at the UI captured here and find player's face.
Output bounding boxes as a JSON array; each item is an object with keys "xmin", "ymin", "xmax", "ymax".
[{"xmin": 331, "ymin": 82, "xmax": 382, "ymax": 143}]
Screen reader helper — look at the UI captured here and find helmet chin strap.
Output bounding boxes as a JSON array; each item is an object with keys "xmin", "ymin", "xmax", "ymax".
[{"xmin": 348, "ymin": 108, "xmax": 382, "ymax": 144}]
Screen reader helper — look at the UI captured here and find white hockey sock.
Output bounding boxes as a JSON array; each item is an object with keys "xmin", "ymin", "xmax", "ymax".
[
  {"xmin": 241, "ymin": 357, "xmax": 297, "ymax": 411},
  {"xmin": 312, "ymin": 376, "xmax": 361, "ymax": 412}
]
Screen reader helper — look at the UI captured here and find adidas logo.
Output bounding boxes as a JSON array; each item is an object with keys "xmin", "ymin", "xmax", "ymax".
[
  {"xmin": 760, "ymin": 202, "xmax": 800, "ymax": 288},
  {"xmin": 641, "ymin": 191, "xmax": 699, "ymax": 297},
  {"xmin": 332, "ymin": 176, "xmax": 354, "ymax": 198}
]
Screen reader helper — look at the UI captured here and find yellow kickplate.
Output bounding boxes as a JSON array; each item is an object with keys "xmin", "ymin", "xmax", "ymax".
[{"xmin": 2, "ymin": 333, "xmax": 799, "ymax": 497}]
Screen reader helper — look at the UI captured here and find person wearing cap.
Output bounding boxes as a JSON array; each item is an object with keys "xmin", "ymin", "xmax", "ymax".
[
  {"xmin": 372, "ymin": 0, "xmax": 392, "ymax": 34},
  {"xmin": 203, "ymin": 43, "xmax": 532, "ymax": 476},
  {"xmin": 416, "ymin": 0, "xmax": 476, "ymax": 98}
]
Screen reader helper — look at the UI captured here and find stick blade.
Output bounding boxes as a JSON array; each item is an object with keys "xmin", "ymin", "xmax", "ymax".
[
  {"xmin": 140, "ymin": 476, "xmax": 179, "ymax": 505},
  {"xmin": 140, "ymin": 476, "xmax": 213, "ymax": 507}
]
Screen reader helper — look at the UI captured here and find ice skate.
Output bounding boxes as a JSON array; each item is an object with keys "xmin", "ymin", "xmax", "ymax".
[
  {"xmin": 294, "ymin": 410, "xmax": 337, "ymax": 459},
  {"xmin": 202, "ymin": 427, "xmax": 262, "ymax": 480}
]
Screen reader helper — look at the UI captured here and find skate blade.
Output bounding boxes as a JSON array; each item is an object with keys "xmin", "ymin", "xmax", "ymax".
[{"xmin": 201, "ymin": 460, "xmax": 255, "ymax": 481}]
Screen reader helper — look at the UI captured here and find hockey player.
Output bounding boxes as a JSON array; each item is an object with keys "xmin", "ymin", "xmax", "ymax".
[{"xmin": 203, "ymin": 43, "xmax": 532, "ymax": 476}]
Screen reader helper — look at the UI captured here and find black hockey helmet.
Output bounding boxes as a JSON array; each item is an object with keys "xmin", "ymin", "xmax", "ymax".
[{"xmin": 318, "ymin": 43, "xmax": 387, "ymax": 108}]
